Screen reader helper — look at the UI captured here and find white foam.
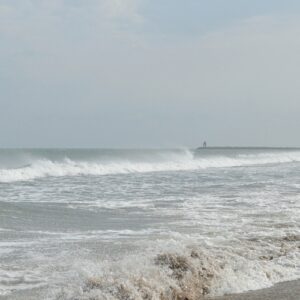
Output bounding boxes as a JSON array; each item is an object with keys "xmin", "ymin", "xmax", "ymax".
[
  {"xmin": 0, "ymin": 268, "xmax": 46, "ymax": 296},
  {"xmin": 49, "ymin": 237, "xmax": 300, "ymax": 300},
  {"xmin": 0, "ymin": 150, "xmax": 300, "ymax": 183}
]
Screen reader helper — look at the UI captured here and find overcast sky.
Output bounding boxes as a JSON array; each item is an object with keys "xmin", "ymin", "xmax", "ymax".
[{"xmin": 1, "ymin": 0, "xmax": 300, "ymax": 148}]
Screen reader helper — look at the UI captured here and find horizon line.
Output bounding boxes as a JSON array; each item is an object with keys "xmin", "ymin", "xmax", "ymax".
[{"xmin": 0, "ymin": 146, "xmax": 300, "ymax": 150}]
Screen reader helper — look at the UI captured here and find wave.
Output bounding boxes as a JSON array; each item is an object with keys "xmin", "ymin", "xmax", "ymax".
[
  {"xmin": 51, "ymin": 235, "xmax": 300, "ymax": 300},
  {"xmin": 1, "ymin": 232, "xmax": 299, "ymax": 298},
  {"xmin": 1, "ymin": 149, "xmax": 300, "ymax": 182}
]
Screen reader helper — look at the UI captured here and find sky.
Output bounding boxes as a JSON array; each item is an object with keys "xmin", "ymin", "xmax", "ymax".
[{"xmin": 1, "ymin": 0, "xmax": 300, "ymax": 148}]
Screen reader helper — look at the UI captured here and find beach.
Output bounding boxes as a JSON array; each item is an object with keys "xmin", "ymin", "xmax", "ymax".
[
  {"xmin": 211, "ymin": 279, "xmax": 300, "ymax": 300},
  {"xmin": 2, "ymin": 280, "xmax": 300, "ymax": 300}
]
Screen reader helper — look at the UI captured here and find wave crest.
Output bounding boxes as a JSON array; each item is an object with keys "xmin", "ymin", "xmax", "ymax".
[{"xmin": 1, "ymin": 150, "xmax": 300, "ymax": 182}]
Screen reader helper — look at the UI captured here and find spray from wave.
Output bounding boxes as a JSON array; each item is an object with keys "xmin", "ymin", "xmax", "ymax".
[
  {"xmin": 52, "ymin": 235, "xmax": 300, "ymax": 300},
  {"xmin": 1, "ymin": 149, "xmax": 300, "ymax": 182}
]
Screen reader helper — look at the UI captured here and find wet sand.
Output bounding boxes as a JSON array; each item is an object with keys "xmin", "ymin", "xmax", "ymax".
[
  {"xmin": 210, "ymin": 280, "xmax": 300, "ymax": 300},
  {"xmin": 2, "ymin": 280, "xmax": 300, "ymax": 299}
]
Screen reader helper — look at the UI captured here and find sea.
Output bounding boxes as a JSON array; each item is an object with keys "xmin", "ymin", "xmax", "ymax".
[{"xmin": 0, "ymin": 148, "xmax": 299, "ymax": 299}]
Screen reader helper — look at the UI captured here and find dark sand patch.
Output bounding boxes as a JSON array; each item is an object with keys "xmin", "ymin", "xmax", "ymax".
[{"xmin": 209, "ymin": 280, "xmax": 300, "ymax": 300}]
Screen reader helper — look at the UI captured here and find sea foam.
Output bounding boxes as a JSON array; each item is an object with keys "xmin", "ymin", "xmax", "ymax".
[
  {"xmin": 0, "ymin": 150, "xmax": 300, "ymax": 182},
  {"xmin": 51, "ymin": 235, "xmax": 300, "ymax": 300}
]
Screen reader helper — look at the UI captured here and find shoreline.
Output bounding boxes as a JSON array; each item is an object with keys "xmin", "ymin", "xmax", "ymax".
[
  {"xmin": 2, "ymin": 280, "xmax": 300, "ymax": 300},
  {"xmin": 209, "ymin": 279, "xmax": 300, "ymax": 300}
]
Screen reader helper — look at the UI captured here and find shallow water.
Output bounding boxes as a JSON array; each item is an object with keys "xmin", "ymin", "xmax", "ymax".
[{"xmin": 0, "ymin": 148, "xmax": 299, "ymax": 299}]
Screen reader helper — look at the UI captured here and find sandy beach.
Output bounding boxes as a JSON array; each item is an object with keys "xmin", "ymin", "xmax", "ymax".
[{"xmin": 210, "ymin": 280, "xmax": 300, "ymax": 300}]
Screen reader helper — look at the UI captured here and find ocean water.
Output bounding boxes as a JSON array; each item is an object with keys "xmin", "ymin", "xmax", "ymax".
[{"xmin": 0, "ymin": 148, "xmax": 299, "ymax": 299}]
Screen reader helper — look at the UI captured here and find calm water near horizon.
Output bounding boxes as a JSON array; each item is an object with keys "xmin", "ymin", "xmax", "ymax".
[{"xmin": 0, "ymin": 148, "xmax": 299, "ymax": 299}]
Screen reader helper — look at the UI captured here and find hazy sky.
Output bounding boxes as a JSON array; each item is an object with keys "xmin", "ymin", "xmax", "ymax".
[{"xmin": 1, "ymin": 0, "xmax": 300, "ymax": 148}]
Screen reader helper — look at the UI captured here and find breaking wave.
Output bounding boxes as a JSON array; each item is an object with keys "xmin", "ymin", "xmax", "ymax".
[
  {"xmin": 1, "ymin": 149, "xmax": 300, "ymax": 182},
  {"xmin": 52, "ymin": 235, "xmax": 300, "ymax": 300}
]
